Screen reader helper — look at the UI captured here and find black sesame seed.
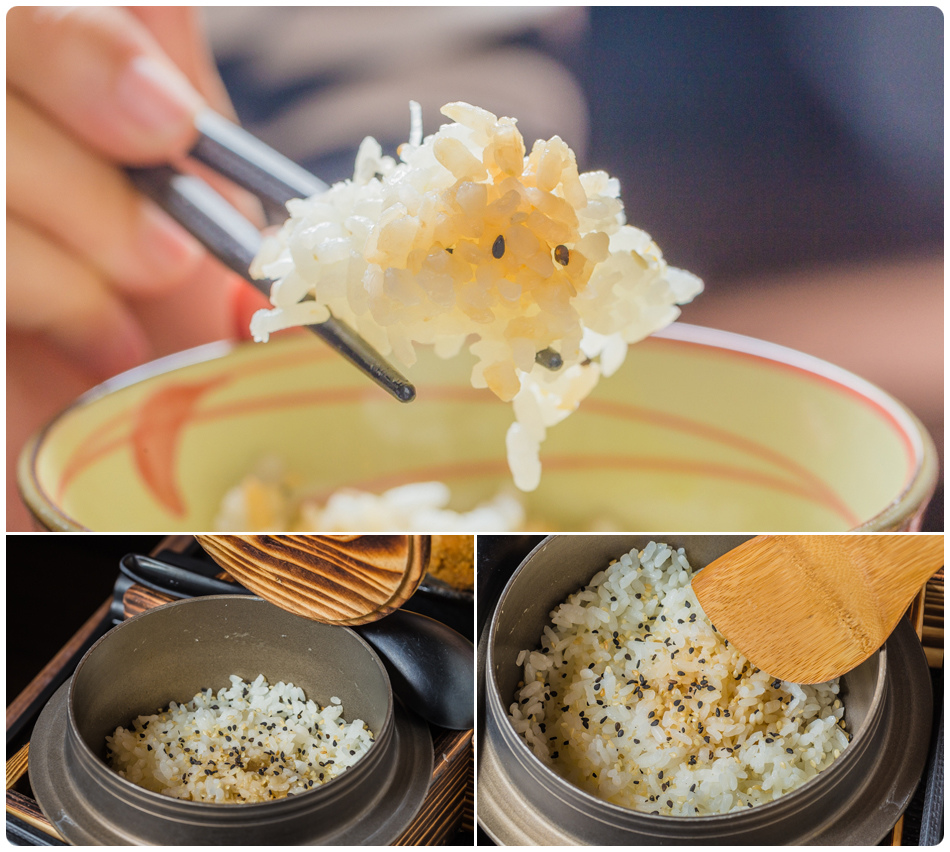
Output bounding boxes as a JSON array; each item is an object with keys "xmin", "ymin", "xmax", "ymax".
[
  {"xmin": 554, "ymin": 244, "xmax": 570, "ymax": 265},
  {"xmin": 651, "ymin": 719, "xmax": 660, "ymax": 727},
  {"xmin": 492, "ymin": 235, "xmax": 505, "ymax": 259}
]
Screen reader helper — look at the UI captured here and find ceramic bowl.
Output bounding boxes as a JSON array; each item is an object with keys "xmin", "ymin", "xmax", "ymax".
[
  {"xmin": 479, "ymin": 535, "xmax": 933, "ymax": 844},
  {"xmin": 19, "ymin": 323, "xmax": 937, "ymax": 531},
  {"xmin": 29, "ymin": 595, "xmax": 433, "ymax": 845}
]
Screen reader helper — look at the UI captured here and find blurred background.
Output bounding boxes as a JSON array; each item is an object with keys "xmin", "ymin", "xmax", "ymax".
[{"xmin": 206, "ymin": 6, "xmax": 943, "ymax": 529}]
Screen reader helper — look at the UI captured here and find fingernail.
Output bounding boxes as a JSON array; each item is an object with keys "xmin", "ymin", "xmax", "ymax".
[
  {"xmin": 116, "ymin": 55, "xmax": 200, "ymax": 138},
  {"xmin": 137, "ymin": 202, "xmax": 204, "ymax": 280}
]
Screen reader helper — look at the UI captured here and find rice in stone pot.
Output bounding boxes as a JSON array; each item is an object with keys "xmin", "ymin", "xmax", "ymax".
[
  {"xmin": 507, "ymin": 543, "xmax": 850, "ymax": 815},
  {"xmin": 106, "ymin": 675, "xmax": 374, "ymax": 803},
  {"xmin": 249, "ymin": 102, "xmax": 703, "ymax": 492}
]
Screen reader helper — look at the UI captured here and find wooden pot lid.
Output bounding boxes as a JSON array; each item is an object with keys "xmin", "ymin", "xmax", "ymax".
[{"xmin": 195, "ymin": 535, "xmax": 430, "ymax": 625}]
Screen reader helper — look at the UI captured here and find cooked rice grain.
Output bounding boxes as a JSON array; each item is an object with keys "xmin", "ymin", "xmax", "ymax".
[
  {"xmin": 106, "ymin": 675, "xmax": 374, "ymax": 803},
  {"xmin": 214, "ymin": 462, "xmax": 526, "ymax": 532},
  {"xmin": 508, "ymin": 543, "xmax": 850, "ymax": 815},
  {"xmin": 250, "ymin": 102, "xmax": 702, "ymax": 492}
]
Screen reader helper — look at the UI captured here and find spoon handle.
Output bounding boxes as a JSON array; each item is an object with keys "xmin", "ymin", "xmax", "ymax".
[
  {"xmin": 860, "ymin": 534, "xmax": 944, "ymax": 593},
  {"xmin": 356, "ymin": 609, "xmax": 474, "ymax": 731}
]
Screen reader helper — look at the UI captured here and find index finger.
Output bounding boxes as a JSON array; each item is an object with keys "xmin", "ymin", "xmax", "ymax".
[{"xmin": 6, "ymin": 6, "xmax": 203, "ymax": 164}]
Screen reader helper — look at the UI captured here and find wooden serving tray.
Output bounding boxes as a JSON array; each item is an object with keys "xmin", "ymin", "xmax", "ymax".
[{"xmin": 6, "ymin": 538, "xmax": 473, "ymax": 846}]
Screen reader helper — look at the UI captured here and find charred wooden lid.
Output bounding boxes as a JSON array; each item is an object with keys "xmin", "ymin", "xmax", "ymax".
[{"xmin": 194, "ymin": 535, "xmax": 430, "ymax": 625}]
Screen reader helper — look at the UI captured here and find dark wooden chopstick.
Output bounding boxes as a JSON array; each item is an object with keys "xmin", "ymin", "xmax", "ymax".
[
  {"xmin": 126, "ymin": 112, "xmax": 415, "ymax": 403},
  {"xmin": 190, "ymin": 109, "xmax": 328, "ymax": 208}
]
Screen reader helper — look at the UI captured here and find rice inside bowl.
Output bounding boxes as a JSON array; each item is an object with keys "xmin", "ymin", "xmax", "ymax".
[
  {"xmin": 507, "ymin": 543, "xmax": 850, "ymax": 815},
  {"xmin": 213, "ymin": 459, "xmax": 526, "ymax": 532},
  {"xmin": 106, "ymin": 675, "xmax": 375, "ymax": 803}
]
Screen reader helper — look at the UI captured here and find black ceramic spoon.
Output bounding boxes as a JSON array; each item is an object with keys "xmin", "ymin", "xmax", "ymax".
[{"xmin": 120, "ymin": 554, "xmax": 475, "ymax": 730}]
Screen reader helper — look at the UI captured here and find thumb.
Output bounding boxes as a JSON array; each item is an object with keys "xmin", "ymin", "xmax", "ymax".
[{"xmin": 7, "ymin": 6, "xmax": 204, "ymax": 164}]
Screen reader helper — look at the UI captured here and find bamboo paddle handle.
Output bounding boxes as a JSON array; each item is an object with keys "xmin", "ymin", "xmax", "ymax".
[{"xmin": 692, "ymin": 534, "xmax": 944, "ymax": 683}]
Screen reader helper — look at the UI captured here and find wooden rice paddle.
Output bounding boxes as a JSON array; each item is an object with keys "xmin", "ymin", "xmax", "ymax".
[
  {"xmin": 194, "ymin": 535, "xmax": 429, "ymax": 625},
  {"xmin": 691, "ymin": 534, "xmax": 944, "ymax": 684}
]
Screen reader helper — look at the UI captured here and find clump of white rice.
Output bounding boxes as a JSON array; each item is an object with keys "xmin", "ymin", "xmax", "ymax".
[
  {"xmin": 250, "ymin": 101, "xmax": 702, "ymax": 492},
  {"xmin": 296, "ymin": 481, "xmax": 525, "ymax": 532},
  {"xmin": 106, "ymin": 675, "xmax": 374, "ymax": 803},
  {"xmin": 508, "ymin": 543, "xmax": 850, "ymax": 815},
  {"xmin": 213, "ymin": 457, "xmax": 525, "ymax": 532}
]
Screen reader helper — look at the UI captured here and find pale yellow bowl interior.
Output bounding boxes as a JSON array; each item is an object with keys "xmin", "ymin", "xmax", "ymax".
[{"xmin": 23, "ymin": 324, "xmax": 936, "ymax": 532}]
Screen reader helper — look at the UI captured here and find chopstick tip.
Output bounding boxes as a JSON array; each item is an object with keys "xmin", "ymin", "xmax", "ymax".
[{"xmin": 395, "ymin": 383, "xmax": 416, "ymax": 403}]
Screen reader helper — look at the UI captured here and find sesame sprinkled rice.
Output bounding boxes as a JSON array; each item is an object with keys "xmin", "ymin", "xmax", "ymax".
[
  {"xmin": 507, "ymin": 543, "xmax": 850, "ymax": 815},
  {"xmin": 249, "ymin": 102, "xmax": 702, "ymax": 492},
  {"xmin": 106, "ymin": 675, "xmax": 374, "ymax": 803}
]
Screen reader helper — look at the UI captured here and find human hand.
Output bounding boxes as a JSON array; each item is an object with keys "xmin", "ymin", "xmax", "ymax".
[{"xmin": 7, "ymin": 7, "xmax": 264, "ymax": 528}]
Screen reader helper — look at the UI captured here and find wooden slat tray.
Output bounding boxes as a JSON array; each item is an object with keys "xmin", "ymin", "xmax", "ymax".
[{"xmin": 6, "ymin": 538, "xmax": 473, "ymax": 846}]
